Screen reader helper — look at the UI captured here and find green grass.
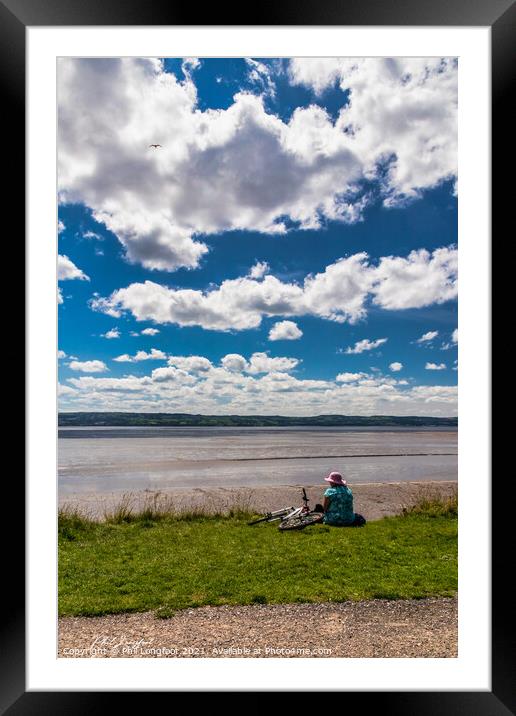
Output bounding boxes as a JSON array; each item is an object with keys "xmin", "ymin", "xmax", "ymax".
[{"xmin": 59, "ymin": 498, "xmax": 457, "ymax": 617}]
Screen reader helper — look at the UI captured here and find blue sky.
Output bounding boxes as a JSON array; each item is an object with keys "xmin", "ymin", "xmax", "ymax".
[{"xmin": 58, "ymin": 57, "xmax": 458, "ymax": 416}]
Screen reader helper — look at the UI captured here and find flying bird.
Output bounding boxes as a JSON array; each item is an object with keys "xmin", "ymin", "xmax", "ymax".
[{"xmin": 149, "ymin": 144, "xmax": 162, "ymax": 149}]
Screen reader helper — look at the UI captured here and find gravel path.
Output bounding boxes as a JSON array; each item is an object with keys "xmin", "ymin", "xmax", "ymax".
[{"xmin": 59, "ymin": 597, "xmax": 457, "ymax": 658}]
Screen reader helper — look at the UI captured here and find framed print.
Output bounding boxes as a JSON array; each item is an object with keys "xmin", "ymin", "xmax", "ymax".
[{"xmin": 5, "ymin": 0, "xmax": 510, "ymax": 709}]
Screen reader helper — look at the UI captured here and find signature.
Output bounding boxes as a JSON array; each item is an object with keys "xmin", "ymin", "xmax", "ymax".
[{"xmin": 90, "ymin": 635, "xmax": 153, "ymax": 651}]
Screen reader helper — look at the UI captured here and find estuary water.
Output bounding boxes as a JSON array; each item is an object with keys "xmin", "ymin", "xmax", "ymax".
[{"xmin": 58, "ymin": 426, "xmax": 458, "ymax": 495}]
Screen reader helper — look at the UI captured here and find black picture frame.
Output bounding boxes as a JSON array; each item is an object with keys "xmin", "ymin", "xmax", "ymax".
[{"xmin": 6, "ymin": 0, "xmax": 509, "ymax": 710}]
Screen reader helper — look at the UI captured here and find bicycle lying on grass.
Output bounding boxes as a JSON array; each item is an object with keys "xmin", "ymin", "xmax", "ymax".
[{"xmin": 248, "ymin": 488, "xmax": 323, "ymax": 531}]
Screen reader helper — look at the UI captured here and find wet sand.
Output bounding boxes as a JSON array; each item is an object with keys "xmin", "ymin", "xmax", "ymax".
[{"xmin": 59, "ymin": 428, "xmax": 457, "ymax": 494}]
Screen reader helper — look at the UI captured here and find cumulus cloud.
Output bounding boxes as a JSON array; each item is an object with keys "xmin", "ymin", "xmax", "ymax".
[
  {"xmin": 425, "ymin": 362, "xmax": 447, "ymax": 370},
  {"xmin": 60, "ymin": 350, "xmax": 457, "ymax": 417},
  {"xmin": 68, "ymin": 359, "xmax": 107, "ymax": 373},
  {"xmin": 249, "ymin": 262, "xmax": 270, "ymax": 279},
  {"xmin": 113, "ymin": 348, "xmax": 166, "ymax": 362},
  {"xmin": 389, "ymin": 362, "xmax": 403, "ymax": 372},
  {"xmin": 141, "ymin": 327, "xmax": 160, "ymax": 336},
  {"xmin": 451, "ymin": 328, "xmax": 458, "ymax": 344},
  {"xmin": 288, "ymin": 57, "xmax": 457, "ymax": 204},
  {"xmin": 417, "ymin": 330, "xmax": 439, "ymax": 343},
  {"xmin": 58, "ymin": 220, "xmax": 65, "ymax": 233},
  {"xmin": 345, "ymin": 338, "xmax": 387, "ymax": 355},
  {"xmin": 246, "ymin": 352, "xmax": 300, "ymax": 374},
  {"xmin": 372, "ymin": 248, "xmax": 457, "ymax": 310},
  {"xmin": 90, "ymin": 247, "xmax": 457, "ymax": 331},
  {"xmin": 58, "ymin": 350, "xmax": 67, "ymax": 359},
  {"xmin": 221, "ymin": 354, "xmax": 249, "ymax": 373},
  {"xmin": 58, "ymin": 287, "xmax": 63, "ymax": 304},
  {"xmin": 268, "ymin": 320, "xmax": 303, "ymax": 341},
  {"xmin": 58, "ymin": 382, "xmax": 77, "ymax": 396},
  {"xmin": 58, "ymin": 255, "xmax": 90, "ymax": 281},
  {"xmin": 151, "ymin": 366, "xmax": 197, "ymax": 384},
  {"xmin": 167, "ymin": 355, "xmax": 213, "ymax": 373},
  {"xmin": 336, "ymin": 372, "xmax": 367, "ymax": 383},
  {"xmin": 58, "ymin": 58, "xmax": 456, "ymax": 272},
  {"xmin": 219, "ymin": 352, "xmax": 299, "ymax": 374},
  {"xmin": 68, "ymin": 375, "xmax": 151, "ymax": 392},
  {"xmin": 102, "ymin": 328, "xmax": 120, "ymax": 339}
]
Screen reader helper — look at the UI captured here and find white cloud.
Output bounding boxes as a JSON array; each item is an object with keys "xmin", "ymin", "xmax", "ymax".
[
  {"xmin": 218, "ymin": 352, "xmax": 300, "ymax": 375},
  {"xmin": 58, "ymin": 58, "xmax": 456, "ymax": 272},
  {"xmin": 440, "ymin": 328, "xmax": 458, "ymax": 351},
  {"xmin": 90, "ymin": 247, "xmax": 456, "ymax": 331},
  {"xmin": 111, "ymin": 354, "xmax": 132, "ymax": 362},
  {"xmin": 58, "ymin": 350, "xmax": 67, "ymax": 359},
  {"xmin": 336, "ymin": 372, "xmax": 367, "ymax": 383},
  {"xmin": 268, "ymin": 320, "xmax": 303, "ymax": 341},
  {"xmin": 288, "ymin": 57, "xmax": 457, "ymax": 204},
  {"xmin": 151, "ymin": 366, "xmax": 197, "ymax": 384},
  {"xmin": 425, "ymin": 362, "xmax": 447, "ymax": 370},
  {"xmin": 245, "ymin": 58, "xmax": 276, "ymax": 98},
  {"xmin": 58, "ymin": 255, "xmax": 90, "ymax": 281},
  {"xmin": 141, "ymin": 327, "xmax": 160, "ymax": 336},
  {"xmin": 417, "ymin": 330, "xmax": 439, "ymax": 343},
  {"xmin": 58, "ymin": 382, "xmax": 77, "ymax": 396},
  {"xmin": 345, "ymin": 338, "xmax": 388, "ymax": 355},
  {"xmin": 68, "ymin": 375, "xmax": 152, "ymax": 392},
  {"xmin": 113, "ymin": 348, "xmax": 167, "ymax": 362},
  {"xmin": 60, "ymin": 351, "xmax": 457, "ymax": 417},
  {"xmin": 249, "ymin": 261, "xmax": 270, "ymax": 279},
  {"xmin": 102, "ymin": 328, "xmax": 120, "ymax": 339},
  {"xmin": 83, "ymin": 230, "xmax": 103, "ymax": 240},
  {"xmin": 389, "ymin": 362, "xmax": 403, "ymax": 372},
  {"xmin": 57, "ymin": 287, "xmax": 63, "ymax": 304},
  {"xmin": 58, "ymin": 220, "xmax": 65, "ymax": 233},
  {"xmin": 88, "ymin": 293, "xmax": 121, "ymax": 318},
  {"xmin": 221, "ymin": 354, "xmax": 248, "ymax": 373},
  {"xmin": 181, "ymin": 57, "xmax": 201, "ymax": 76},
  {"xmin": 372, "ymin": 248, "xmax": 457, "ymax": 310},
  {"xmin": 68, "ymin": 359, "xmax": 108, "ymax": 373},
  {"xmin": 167, "ymin": 355, "xmax": 213, "ymax": 373},
  {"xmin": 246, "ymin": 352, "xmax": 300, "ymax": 374}
]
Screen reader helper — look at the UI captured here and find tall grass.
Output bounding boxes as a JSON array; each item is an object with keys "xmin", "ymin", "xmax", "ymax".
[
  {"xmin": 58, "ymin": 490, "xmax": 257, "ymax": 537},
  {"xmin": 400, "ymin": 484, "xmax": 458, "ymax": 518}
]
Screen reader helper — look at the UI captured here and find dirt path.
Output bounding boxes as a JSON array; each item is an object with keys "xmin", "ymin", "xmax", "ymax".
[{"xmin": 59, "ymin": 597, "xmax": 457, "ymax": 658}]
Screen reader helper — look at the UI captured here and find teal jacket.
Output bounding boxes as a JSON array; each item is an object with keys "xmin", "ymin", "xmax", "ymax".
[{"xmin": 323, "ymin": 485, "xmax": 355, "ymax": 526}]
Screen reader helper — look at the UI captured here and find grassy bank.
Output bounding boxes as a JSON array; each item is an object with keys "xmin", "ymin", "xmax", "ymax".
[{"xmin": 59, "ymin": 493, "xmax": 457, "ymax": 617}]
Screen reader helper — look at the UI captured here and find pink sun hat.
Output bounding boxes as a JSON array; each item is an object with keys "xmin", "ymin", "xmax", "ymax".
[{"xmin": 324, "ymin": 471, "xmax": 347, "ymax": 486}]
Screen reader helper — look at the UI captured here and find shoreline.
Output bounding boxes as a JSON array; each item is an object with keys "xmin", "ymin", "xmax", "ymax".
[{"xmin": 59, "ymin": 479, "xmax": 458, "ymax": 522}]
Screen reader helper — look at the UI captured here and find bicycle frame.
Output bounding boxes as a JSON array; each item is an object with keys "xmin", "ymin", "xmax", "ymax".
[{"xmin": 248, "ymin": 488, "xmax": 313, "ymax": 525}]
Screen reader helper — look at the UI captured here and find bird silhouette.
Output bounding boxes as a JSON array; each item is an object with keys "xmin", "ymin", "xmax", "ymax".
[{"xmin": 149, "ymin": 144, "xmax": 162, "ymax": 149}]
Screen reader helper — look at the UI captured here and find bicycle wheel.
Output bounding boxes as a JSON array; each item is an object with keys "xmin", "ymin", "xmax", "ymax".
[{"xmin": 278, "ymin": 513, "xmax": 322, "ymax": 531}]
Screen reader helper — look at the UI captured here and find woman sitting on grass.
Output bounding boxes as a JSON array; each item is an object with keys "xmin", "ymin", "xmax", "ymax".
[{"xmin": 317, "ymin": 472, "xmax": 366, "ymax": 527}]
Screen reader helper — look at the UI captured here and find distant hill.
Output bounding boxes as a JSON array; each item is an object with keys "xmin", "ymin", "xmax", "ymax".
[{"xmin": 58, "ymin": 412, "xmax": 457, "ymax": 427}]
